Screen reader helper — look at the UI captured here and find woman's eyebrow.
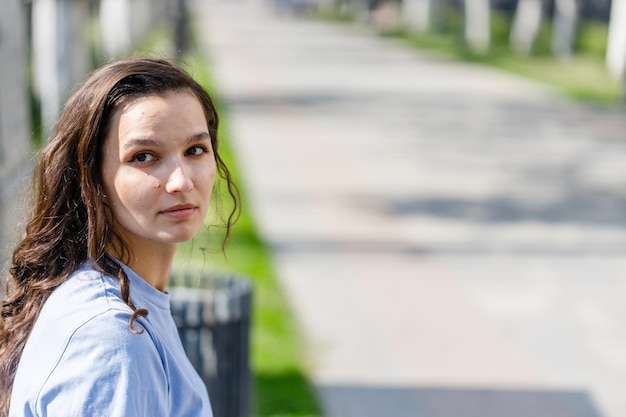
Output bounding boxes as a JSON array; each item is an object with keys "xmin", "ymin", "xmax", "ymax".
[
  {"xmin": 123, "ymin": 133, "xmax": 210, "ymax": 150},
  {"xmin": 123, "ymin": 138, "xmax": 161, "ymax": 150},
  {"xmin": 187, "ymin": 132, "xmax": 211, "ymax": 143}
]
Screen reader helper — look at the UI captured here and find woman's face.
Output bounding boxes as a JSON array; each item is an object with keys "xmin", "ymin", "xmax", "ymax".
[{"xmin": 101, "ymin": 90, "xmax": 216, "ymax": 254}]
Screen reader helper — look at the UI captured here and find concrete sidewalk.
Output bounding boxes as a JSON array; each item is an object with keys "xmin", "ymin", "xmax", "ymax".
[{"xmin": 193, "ymin": 1, "xmax": 626, "ymax": 416}]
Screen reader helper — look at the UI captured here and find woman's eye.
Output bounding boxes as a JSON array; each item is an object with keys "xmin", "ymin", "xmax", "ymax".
[
  {"xmin": 186, "ymin": 146, "xmax": 207, "ymax": 156},
  {"xmin": 130, "ymin": 152, "xmax": 156, "ymax": 163}
]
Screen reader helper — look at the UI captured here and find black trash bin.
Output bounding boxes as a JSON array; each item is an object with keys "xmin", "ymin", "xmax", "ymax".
[{"xmin": 169, "ymin": 272, "xmax": 253, "ymax": 417}]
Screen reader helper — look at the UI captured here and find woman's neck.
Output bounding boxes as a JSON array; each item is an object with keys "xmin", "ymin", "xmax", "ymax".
[{"xmin": 115, "ymin": 242, "xmax": 177, "ymax": 292}]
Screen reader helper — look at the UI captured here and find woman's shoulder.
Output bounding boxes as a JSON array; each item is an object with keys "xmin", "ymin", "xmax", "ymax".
[
  {"xmin": 29, "ymin": 262, "xmax": 153, "ymax": 348},
  {"xmin": 46, "ymin": 262, "xmax": 132, "ymax": 317}
]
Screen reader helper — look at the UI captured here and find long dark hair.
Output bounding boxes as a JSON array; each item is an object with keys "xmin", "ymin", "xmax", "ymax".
[{"xmin": 0, "ymin": 58, "xmax": 239, "ymax": 415}]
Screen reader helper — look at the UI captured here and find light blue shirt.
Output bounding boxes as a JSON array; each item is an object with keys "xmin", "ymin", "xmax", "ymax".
[{"xmin": 9, "ymin": 262, "xmax": 213, "ymax": 417}]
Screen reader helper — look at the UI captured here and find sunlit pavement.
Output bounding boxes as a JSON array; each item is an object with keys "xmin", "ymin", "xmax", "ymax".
[{"xmin": 193, "ymin": 1, "xmax": 626, "ymax": 416}]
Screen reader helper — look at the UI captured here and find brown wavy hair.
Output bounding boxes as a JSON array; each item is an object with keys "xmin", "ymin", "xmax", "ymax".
[{"xmin": 0, "ymin": 57, "xmax": 239, "ymax": 415}]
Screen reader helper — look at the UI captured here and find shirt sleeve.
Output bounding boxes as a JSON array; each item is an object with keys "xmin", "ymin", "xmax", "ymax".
[{"xmin": 34, "ymin": 309, "xmax": 170, "ymax": 417}]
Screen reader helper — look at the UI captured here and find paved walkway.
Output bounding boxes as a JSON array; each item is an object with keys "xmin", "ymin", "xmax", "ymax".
[{"xmin": 193, "ymin": 1, "xmax": 626, "ymax": 416}]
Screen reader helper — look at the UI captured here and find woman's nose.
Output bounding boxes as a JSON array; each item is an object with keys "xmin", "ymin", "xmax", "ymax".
[{"xmin": 165, "ymin": 163, "xmax": 193, "ymax": 193}]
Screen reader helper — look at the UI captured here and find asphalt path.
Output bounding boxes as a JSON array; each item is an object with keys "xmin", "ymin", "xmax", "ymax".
[{"xmin": 193, "ymin": 1, "xmax": 626, "ymax": 415}]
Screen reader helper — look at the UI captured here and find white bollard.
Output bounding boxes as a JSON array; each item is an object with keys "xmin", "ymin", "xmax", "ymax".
[
  {"xmin": 510, "ymin": 0, "xmax": 543, "ymax": 55},
  {"xmin": 402, "ymin": 0, "xmax": 435, "ymax": 33},
  {"xmin": 464, "ymin": 0, "xmax": 491, "ymax": 53},
  {"xmin": 32, "ymin": 0, "xmax": 91, "ymax": 137},
  {"xmin": 32, "ymin": 0, "xmax": 61, "ymax": 136},
  {"xmin": 100, "ymin": 0, "xmax": 132, "ymax": 58},
  {"xmin": 606, "ymin": 0, "xmax": 626, "ymax": 79}
]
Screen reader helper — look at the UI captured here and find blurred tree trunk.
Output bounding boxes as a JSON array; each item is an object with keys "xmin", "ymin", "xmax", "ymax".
[
  {"xmin": 551, "ymin": 0, "xmax": 579, "ymax": 57},
  {"xmin": 606, "ymin": 0, "xmax": 626, "ymax": 80},
  {"xmin": 464, "ymin": 0, "xmax": 491, "ymax": 53},
  {"xmin": 510, "ymin": 0, "xmax": 543, "ymax": 54}
]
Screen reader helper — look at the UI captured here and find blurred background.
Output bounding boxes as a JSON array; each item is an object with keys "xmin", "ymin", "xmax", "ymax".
[{"xmin": 2, "ymin": 0, "xmax": 626, "ymax": 416}]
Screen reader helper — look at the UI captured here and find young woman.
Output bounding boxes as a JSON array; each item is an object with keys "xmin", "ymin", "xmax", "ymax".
[{"xmin": 0, "ymin": 57, "xmax": 238, "ymax": 416}]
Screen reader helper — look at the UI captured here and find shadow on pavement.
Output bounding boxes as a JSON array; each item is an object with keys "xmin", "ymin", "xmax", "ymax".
[
  {"xmin": 318, "ymin": 384, "xmax": 605, "ymax": 417},
  {"xmin": 350, "ymin": 193, "xmax": 626, "ymax": 228}
]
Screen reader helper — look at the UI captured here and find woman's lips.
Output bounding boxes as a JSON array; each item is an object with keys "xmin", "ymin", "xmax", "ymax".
[{"xmin": 159, "ymin": 204, "xmax": 197, "ymax": 219}]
